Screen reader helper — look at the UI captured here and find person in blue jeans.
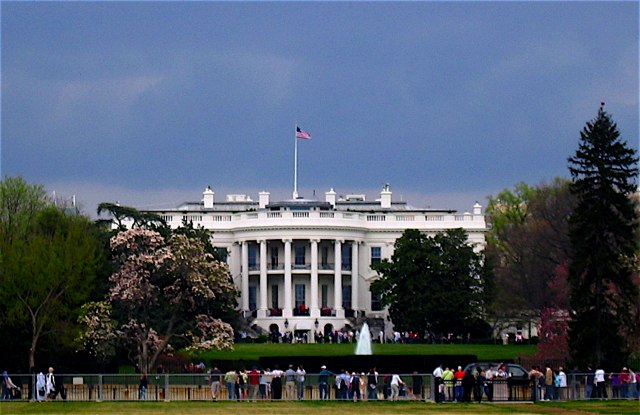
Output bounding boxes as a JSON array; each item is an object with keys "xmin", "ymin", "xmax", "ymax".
[{"xmin": 318, "ymin": 365, "xmax": 333, "ymax": 400}]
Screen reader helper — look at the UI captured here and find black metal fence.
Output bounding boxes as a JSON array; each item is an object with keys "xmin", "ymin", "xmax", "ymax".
[{"xmin": 1, "ymin": 373, "xmax": 638, "ymax": 402}]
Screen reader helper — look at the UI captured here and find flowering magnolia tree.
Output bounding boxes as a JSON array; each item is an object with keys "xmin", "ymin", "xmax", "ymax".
[{"xmin": 78, "ymin": 228, "xmax": 237, "ymax": 374}]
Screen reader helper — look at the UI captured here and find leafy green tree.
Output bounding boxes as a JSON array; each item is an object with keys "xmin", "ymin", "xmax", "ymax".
[
  {"xmin": 0, "ymin": 204, "xmax": 104, "ymax": 370},
  {"xmin": 485, "ymin": 179, "xmax": 574, "ymax": 337},
  {"xmin": 0, "ymin": 177, "xmax": 48, "ymax": 242},
  {"xmin": 567, "ymin": 105, "xmax": 639, "ymax": 368},
  {"xmin": 371, "ymin": 228, "xmax": 491, "ymax": 337}
]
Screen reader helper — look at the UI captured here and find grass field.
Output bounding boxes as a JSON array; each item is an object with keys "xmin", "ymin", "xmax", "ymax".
[
  {"xmin": 2, "ymin": 400, "xmax": 638, "ymax": 415},
  {"xmin": 194, "ymin": 343, "xmax": 536, "ymax": 362}
]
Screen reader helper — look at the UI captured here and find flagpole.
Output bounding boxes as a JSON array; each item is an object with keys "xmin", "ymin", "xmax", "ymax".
[{"xmin": 293, "ymin": 123, "xmax": 299, "ymax": 199}]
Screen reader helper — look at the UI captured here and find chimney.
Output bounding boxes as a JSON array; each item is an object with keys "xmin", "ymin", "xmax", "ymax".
[
  {"xmin": 259, "ymin": 191, "xmax": 270, "ymax": 209},
  {"xmin": 203, "ymin": 186, "xmax": 215, "ymax": 209},
  {"xmin": 325, "ymin": 188, "xmax": 337, "ymax": 207},
  {"xmin": 380, "ymin": 183, "xmax": 392, "ymax": 208}
]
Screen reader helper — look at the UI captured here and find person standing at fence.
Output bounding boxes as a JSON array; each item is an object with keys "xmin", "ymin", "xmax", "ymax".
[
  {"xmin": 208, "ymin": 366, "xmax": 222, "ymax": 401},
  {"xmin": 248, "ymin": 366, "xmax": 260, "ymax": 401},
  {"xmin": 296, "ymin": 365, "xmax": 306, "ymax": 400},
  {"xmin": 36, "ymin": 372, "xmax": 46, "ymax": 402},
  {"xmin": 259, "ymin": 369, "xmax": 270, "ymax": 400},
  {"xmin": 2, "ymin": 371, "xmax": 19, "ymax": 400},
  {"xmin": 45, "ymin": 367, "xmax": 56, "ymax": 401},
  {"xmin": 350, "ymin": 371, "xmax": 362, "ymax": 401},
  {"xmin": 594, "ymin": 366, "xmax": 607, "ymax": 399},
  {"xmin": 609, "ymin": 371, "xmax": 621, "ymax": 399},
  {"xmin": 543, "ymin": 364, "xmax": 554, "ymax": 401},
  {"xmin": 585, "ymin": 365, "xmax": 595, "ymax": 399},
  {"xmin": 442, "ymin": 366, "xmax": 454, "ymax": 402},
  {"xmin": 270, "ymin": 365, "xmax": 283, "ymax": 400},
  {"xmin": 139, "ymin": 375, "xmax": 148, "ymax": 400},
  {"xmin": 284, "ymin": 364, "xmax": 296, "ymax": 400},
  {"xmin": 224, "ymin": 369, "xmax": 237, "ymax": 400},
  {"xmin": 366, "ymin": 367, "xmax": 378, "ymax": 400},
  {"xmin": 432, "ymin": 363, "xmax": 443, "ymax": 403},
  {"xmin": 619, "ymin": 367, "xmax": 630, "ymax": 399},
  {"xmin": 453, "ymin": 366, "xmax": 464, "ymax": 402},
  {"xmin": 630, "ymin": 368, "xmax": 639, "ymax": 399},
  {"xmin": 337, "ymin": 370, "xmax": 349, "ymax": 400},
  {"xmin": 474, "ymin": 368, "xmax": 486, "ymax": 403},
  {"xmin": 556, "ymin": 367, "xmax": 567, "ymax": 400},
  {"xmin": 318, "ymin": 365, "xmax": 332, "ymax": 400}
]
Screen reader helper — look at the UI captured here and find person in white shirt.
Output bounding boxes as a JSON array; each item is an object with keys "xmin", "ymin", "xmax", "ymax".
[
  {"xmin": 296, "ymin": 365, "xmax": 306, "ymax": 400},
  {"xmin": 390, "ymin": 374, "xmax": 403, "ymax": 401},
  {"xmin": 45, "ymin": 367, "xmax": 56, "ymax": 401},
  {"xmin": 556, "ymin": 367, "xmax": 567, "ymax": 400},
  {"xmin": 594, "ymin": 367, "xmax": 607, "ymax": 399},
  {"xmin": 432, "ymin": 364, "xmax": 443, "ymax": 403}
]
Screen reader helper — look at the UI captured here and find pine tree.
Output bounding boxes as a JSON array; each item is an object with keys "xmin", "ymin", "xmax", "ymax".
[{"xmin": 567, "ymin": 104, "xmax": 639, "ymax": 369}]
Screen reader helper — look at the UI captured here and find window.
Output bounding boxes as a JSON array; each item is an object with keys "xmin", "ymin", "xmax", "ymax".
[
  {"xmin": 342, "ymin": 285, "xmax": 352, "ymax": 309},
  {"xmin": 321, "ymin": 247, "xmax": 329, "ymax": 268},
  {"xmin": 321, "ymin": 284, "xmax": 329, "ymax": 308},
  {"xmin": 371, "ymin": 291, "xmax": 382, "ymax": 311},
  {"xmin": 295, "ymin": 284, "xmax": 306, "ymax": 308},
  {"xmin": 271, "ymin": 285, "xmax": 279, "ymax": 309},
  {"xmin": 248, "ymin": 245, "xmax": 257, "ymax": 268},
  {"xmin": 371, "ymin": 247, "xmax": 381, "ymax": 265},
  {"xmin": 249, "ymin": 286, "xmax": 257, "ymax": 310},
  {"xmin": 342, "ymin": 244, "xmax": 351, "ymax": 270},
  {"xmin": 270, "ymin": 247, "xmax": 279, "ymax": 268},
  {"xmin": 295, "ymin": 245, "xmax": 306, "ymax": 266}
]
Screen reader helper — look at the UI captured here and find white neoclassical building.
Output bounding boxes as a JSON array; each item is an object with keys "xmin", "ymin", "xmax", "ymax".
[{"xmin": 135, "ymin": 184, "xmax": 487, "ymax": 340}]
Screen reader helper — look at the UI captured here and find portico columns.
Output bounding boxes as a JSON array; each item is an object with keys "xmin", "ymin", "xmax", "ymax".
[
  {"xmin": 351, "ymin": 241, "xmax": 359, "ymax": 313},
  {"xmin": 310, "ymin": 239, "xmax": 319, "ymax": 317},
  {"xmin": 283, "ymin": 239, "xmax": 293, "ymax": 318},
  {"xmin": 258, "ymin": 240, "xmax": 268, "ymax": 318},
  {"xmin": 334, "ymin": 239, "xmax": 344, "ymax": 318},
  {"xmin": 241, "ymin": 241, "xmax": 249, "ymax": 314}
]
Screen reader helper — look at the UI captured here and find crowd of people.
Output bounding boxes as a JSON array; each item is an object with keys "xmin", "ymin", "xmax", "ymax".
[
  {"xmin": 528, "ymin": 364, "xmax": 640, "ymax": 401},
  {"xmin": 432, "ymin": 363, "xmax": 514, "ymax": 403},
  {"xmin": 204, "ymin": 365, "xmax": 428, "ymax": 401}
]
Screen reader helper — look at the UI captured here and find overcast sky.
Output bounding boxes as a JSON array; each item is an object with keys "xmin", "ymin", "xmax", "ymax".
[{"xmin": 2, "ymin": 1, "xmax": 638, "ymax": 216}]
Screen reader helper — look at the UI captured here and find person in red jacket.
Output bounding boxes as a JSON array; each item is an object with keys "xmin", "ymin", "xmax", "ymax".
[
  {"xmin": 454, "ymin": 366, "xmax": 465, "ymax": 402},
  {"xmin": 248, "ymin": 367, "xmax": 260, "ymax": 401}
]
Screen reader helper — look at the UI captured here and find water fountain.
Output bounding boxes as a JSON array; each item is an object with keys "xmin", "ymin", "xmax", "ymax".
[{"xmin": 355, "ymin": 322, "xmax": 372, "ymax": 355}]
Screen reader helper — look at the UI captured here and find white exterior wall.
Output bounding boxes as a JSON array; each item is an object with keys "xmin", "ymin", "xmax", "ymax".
[{"xmin": 131, "ymin": 188, "xmax": 487, "ymax": 338}]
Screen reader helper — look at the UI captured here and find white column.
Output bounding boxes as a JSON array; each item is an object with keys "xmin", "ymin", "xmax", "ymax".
[
  {"xmin": 258, "ymin": 240, "xmax": 268, "ymax": 318},
  {"xmin": 283, "ymin": 239, "xmax": 293, "ymax": 318},
  {"xmin": 351, "ymin": 241, "xmax": 359, "ymax": 313},
  {"xmin": 310, "ymin": 239, "xmax": 319, "ymax": 317},
  {"xmin": 334, "ymin": 239, "xmax": 344, "ymax": 318},
  {"xmin": 241, "ymin": 241, "xmax": 249, "ymax": 314}
]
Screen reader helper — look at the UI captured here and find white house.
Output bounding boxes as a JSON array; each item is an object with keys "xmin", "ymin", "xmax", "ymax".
[{"xmin": 132, "ymin": 184, "xmax": 487, "ymax": 340}]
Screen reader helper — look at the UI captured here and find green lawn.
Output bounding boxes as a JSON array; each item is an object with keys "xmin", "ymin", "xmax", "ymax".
[
  {"xmin": 194, "ymin": 343, "xmax": 535, "ymax": 362},
  {"xmin": 2, "ymin": 400, "xmax": 638, "ymax": 415}
]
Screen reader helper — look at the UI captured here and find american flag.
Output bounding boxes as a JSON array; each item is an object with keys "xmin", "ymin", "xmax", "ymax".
[{"xmin": 296, "ymin": 126, "xmax": 312, "ymax": 140}]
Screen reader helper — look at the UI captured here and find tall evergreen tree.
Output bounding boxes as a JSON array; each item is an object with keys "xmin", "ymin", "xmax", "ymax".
[{"xmin": 567, "ymin": 105, "xmax": 639, "ymax": 369}]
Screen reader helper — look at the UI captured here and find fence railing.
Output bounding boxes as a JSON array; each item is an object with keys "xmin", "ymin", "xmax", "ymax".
[{"xmin": 1, "ymin": 373, "xmax": 638, "ymax": 402}]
